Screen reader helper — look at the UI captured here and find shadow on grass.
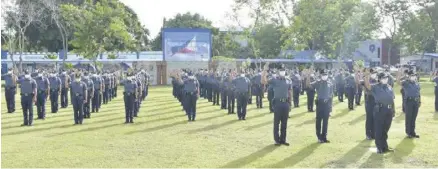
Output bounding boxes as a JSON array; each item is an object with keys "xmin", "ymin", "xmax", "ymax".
[
  {"xmin": 187, "ymin": 120, "xmax": 240, "ymax": 134},
  {"xmin": 324, "ymin": 139, "xmax": 371, "ymax": 168},
  {"xmin": 331, "ymin": 108, "xmax": 350, "ymax": 119},
  {"xmin": 394, "ymin": 112, "xmax": 405, "ymax": 123},
  {"xmin": 49, "ymin": 122, "xmax": 124, "ymax": 137},
  {"xmin": 347, "ymin": 114, "xmax": 366, "ymax": 125},
  {"xmin": 245, "ymin": 121, "xmax": 272, "ymax": 131},
  {"xmin": 295, "ymin": 118, "xmax": 314, "ymax": 127},
  {"xmin": 125, "ymin": 120, "xmax": 188, "ymax": 135},
  {"xmin": 264, "ymin": 143, "xmax": 320, "ymax": 168},
  {"xmin": 358, "ymin": 153, "xmax": 384, "ymax": 168},
  {"xmin": 219, "ymin": 145, "xmax": 278, "ymax": 168},
  {"xmin": 391, "ymin": 138, "xmax": 415, "ymax": 164}
]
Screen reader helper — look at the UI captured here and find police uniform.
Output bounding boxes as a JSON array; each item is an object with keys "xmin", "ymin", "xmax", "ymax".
[
  {"xmin": 35, "ymin": 73, "xmax": 50, "ymax": 119},
  {"xmin": 267, "ymin": 74, "xmax": 277, "ymax": 113},
  {"xmin": 49, "ymin": 74, "xmax": 61, "ymax": 113},
  {"xmin": 207, "ymin": 73, "xmax": 214, "ymax": 102},
  {"xmin": 310, "ymin": 70, "xmax": 333, "ymax": 143},
  {"xmin": 225, "ymin": 75, "xmax": 235, "ymax": 114},
  {"xmin": 3, "ymin": 70, "xmax": 18, "ymax": 113},
  {"xmin": 432, "ymin": 73, "xmax": 438, "ymax": 112},
  {"xmin": 252, "ymin": 73, "xmax": 264, "ymax": 108},
  {"xmin": 368, "ymin": 72, "xmax": 395, "ymax": 153},
  {"xmin": 232, "ymin": 74, "xmax": 250, "ymax": 120},
  {"xmin": 103, "ymin": 73, "xmax": 111, "ymax": 104},
  {"xmin": 123, "ymin": 74, "xmax": 138, "ymax": 123},
  {"xmin": 134, "ymin": 75, "xmax": 143, "ymax": 117},
  {"xmin": 355, "ymin": 72, "xmax": 363, "ymax": 105},
  {"xmin": 91, "ymin": 74, "xmax": 103, "ymax": 113},
  {"xmin": 71, "ymin": 74, "xmax": 87, "ymax": 124},
  {"xmin": 270, "ymin": 69, "xmax": 292, "ymax": 146},
  {"xmin": 344, "ymin": 71, "xmax": 356, "ymax": 110},
  {"xmin": 60, "ymin": 71, "xmax": 71, "ymax": 108},
  {"xmin": 335, "ymin": 71, "xmax": 345, "ymax": 102},
  {"xmin": 400, "ymin": 70, "xmax": 421, "ymax": 138},
  {"xmin": 220, "ymin": 73, "xmax": 228, "ymax": 109},
  {"xmin": 82, "ymin": 73, "xmax": 94, "ymax": 118},
  {"xmin": 183, "ymin": 72, "xmax": 199, "ymax": 121},
  {"xmin": 362, "ymin": 69, "xmax": 378, "ymax": 140},
  {"xmin": 212, "ymin": 73, "xmax": 221, "ymax": 106},
  {"xmin": 291, "ymin": 72, "xmax": 301, "ymax": 107},
  {"xmin": 19, "ymin": 73, "xmax": 37, "ymax": 126},
  {"xmin": 306, "ymin": 74, "xmax": 316, "ymax": 112}
]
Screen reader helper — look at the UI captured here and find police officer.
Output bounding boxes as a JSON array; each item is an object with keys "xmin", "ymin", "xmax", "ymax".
[
  {"xmin": 134, "ymin": 73, "xmax": 143, "ymax": 117},
  {"xmin": 123, "ymin": 72, "xmax": 138, "ymax": 123},
  {"xmin": 361, "ymin": 68, "xmax": 378, "ymax": 140},
  {"xmin": 19, "ymin": 70, "xmax": 37, "ymax": 126},
  {"xmin": 60, "ymin": 70, "xmax": 71, "ymax": 108},
  {"xmin": 3, "ymin": 68, "xmax": 18, "ymax": 113},
  {"xmin": 91, "ymin": 72, "xmax": 103, "ymax": 113},
  {"xmin": 113, "ymin": 72, "xmax": 118, "ymax": 98},
  {"xmin": 397, "ymin": 69, "xmax": 421, "ymax": 138},
  {"xmin": 212, "ymin": 72, "xmax": 220, "ymax": 106},
  {"xmin": 335, "ymin": 69, "xmax": 345, "ymax": 102},
  {"xmin": 291, "ymin": 71, "xmax": 301, "ymax": 108},
  {"xmin": 49, "ymin": 72, "xmax": 61, "ymax": 113},
  {"xmin": 400, "ymin": 69, "xmax": 409, "ymax": 113},
  {"xmin": 304, "ymin": 68, "xmax": 316, "ymax": 112},
  {"xmin": 263, "ymin": 64, "xmax": 291, "ymax": 146},
  {"xmin": 220, "ymin": 72, "xmax": 228, "ymax": 109},
  {"xmin": 252, "ymin": 71, "xmax": 264, "ymax": 108},
  {"xmin": 267, "ymin": 72, "xmax": 277, "ymax": 113},
  {"xmin": 207, "ymin": 71, "xmax": 214, "ymax": 102},
  {"xmin": 182, "ymin": 72, "xmax": 200, "ymax": 121},
  {"xmin": 355, "ymin": 69, "xmax": 363, "ymax": 106},
  {"xmin": 225, "ymin": 73, "xmax": 235, "ymax": 114},
  {"xmin": 71, "ymin": 72, "xmax": 87, "ymax": 124},
  {"xmin": 364, "ymin": 71, "xmax": 395, "ymax": 154},
  {"xmin": 82, "ymin": 72, "xmax": 94, "ymax": 118},
  {"xmin": 308, "ymin": 69, "xmax": 333, "ymax": 143},
  {"xmin": 232, "ymin": 70, "xmax": 251, "ymax": 120},
  {"xmin": 345, "ymin": 70, "xmax": 356, "ymax": 110},
  {"xmin": 431, "ymin": 70, "xmax": 438, "ymax": 112},
  {"xmin": 35, "ymin": 71, "xmax": 50, "ymax": 119}
]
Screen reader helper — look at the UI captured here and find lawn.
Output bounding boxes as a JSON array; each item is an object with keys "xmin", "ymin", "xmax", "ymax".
[{"xmin": 1, "ymin": 83, "xmax": 438, "ymax": 168}]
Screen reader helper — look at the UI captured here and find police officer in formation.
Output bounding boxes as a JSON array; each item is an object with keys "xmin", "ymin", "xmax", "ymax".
[
  {"xmin": 344, "ymin": 70, "xmax": 357, "ymax": 110},
  {"xmin": 303, "ymin": 68, "xmax": 316, "ymax": 112},
  {"xmin": 35, "ymin": 70, "xmax": 50, "ymax": 119},
  {"xmin": 70, "ymin": 71, "xmax": 87, "ymax": 124},
  {"xmin": 91, "ymin": 72, "xmax": 104, "ymax": 113},
  {"xmin": 134, "ymin": 73, "xmax": 143, "ymax": 117},
  {"xmin": 431, "ymin": 70, "xmax": 438, "ymax": 112},
  {"xmin": 262, "ymin": 64, "xmax": 291, "ymax": 146},
  {"xmin": 182, "ymin": 71, "xmax": 200, "ymax": 121},
  {"xmin": 361, "ymin": 68, "xmax": 378, "ymax": 140},
  {"xmin": 82, "ymin": 72, "xmax": 94, "ymax": 118},
  {"xmin": 335, "ymin": 69, "xmax": 345, "ymax": 102},
  {"xmin": 18, "ymin": 70, "xmax": 37, "ymax": 126},
  {"xmin": 49, "ymin": 72, "xmax": 61, "ymax": 113},
  {"xmin": 252, "ymin": 71, "xmax": 264, "ymax": 108},
  {"xmin": 3, "ymin": 68, "xmax": 18, "ymax": 113},
  {"xmin": 364, "ymin": 70, "xmax": 395, "ymax": 154},
  {"xmin": 60, "ymin": 70, "xmax": 71, "ymax": 108},
  {"xmin": 291, "ymin": 71, "xmax": 301, "ymax": 108},
  {"xmin": 355, "ymin": 69, "xmax": 363, "ymax": 106},
  {"xmin": 224, "ymin": 73, "xmax": 236, "ymax": 114},
  {"xmin": 397, "ymin": 69, "xmax": 421, "ymax": 139},
  {"xmin": 102, "ymin": 72, "xmax": 112, "ymax": 104},
  {"xmin": 220, "ymin": 71, "xmax": 228, "ymax": 110},
  {"xmin": 232, "ymin": 70, "xmax": 251, "ymax": 120},
  {"xmin": 122, "ymin": 71, "xmax": 138, "ymax": 123}
]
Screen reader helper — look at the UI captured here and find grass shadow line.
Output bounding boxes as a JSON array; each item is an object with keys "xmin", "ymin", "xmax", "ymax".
[
  {"xmin": 219, "ymin": 145, "xmax": 278, "ymax": 168},
  {"xmin": 264, "ymin": 143, "xmax": 320, "ymax": 168}
]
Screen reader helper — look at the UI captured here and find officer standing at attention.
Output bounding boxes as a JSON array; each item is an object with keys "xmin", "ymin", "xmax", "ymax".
[
  {"xmin": 102, "ymin": 72, "xmax": 110, "ymax": 104},
  {"xmin": 304, "ymin": 68, "xmax": 316, "ymax": 112},
  {"xmin": 134, "ymin": 73, "xmax": 143, "ymax": 117},
  {"xmin": 182, "ymin": 71, "xmax": 200, "ymax": 121},
  {"xmin": 431, "ymin": 70, "xmax": 438, "ymax": 112},
  {"xmin": 262, "ymin": 64, "xmax": 292, "ymax": 146},
  {"xmin": 308, "ymin": 69, "xmax": 333, "ymax": 143},
  {"xmin": 3, "ymin": 68, "xmax": 18, "ymax": 113},
  {"xmin": 49, "ymin": 72, "xmax": 61, "ymax": 113},
  {"xmin": 397, "ymin": 69, "xmax": 421, "ymax": 138},
  {"xmin": 35, "ymin": 71, "xmax": 50, "ymax": 119},
  {"xmin": 91, "ymin": 72, "xmax": 103, "ymax": 113},
  {"xmin": 19, "ymin": 70, "xmax": 37, "ymax": 126},
  {"xmin": 60, "ymin": 70, "xmax": 70, "ymax": 108},
  {"xmin": 400, "ymin": 69, "xmax": 409, "ymax": 113},
  {"xmin": 361, "ymin": 68, "xmax": 378, "ymax": 140},
  {"xmin": 207, "ymin": 70, "xmax": 214, "ymax": 102},
  {"xmin": 252, "ymin": 71, "xmax": 264, "ymax": 108},
  {"xmin": 82, "ymin": 72, "xmax": 94, "ymax": 118},
  {"xmin": 355, "ymin": 69, "xmax": 363, "ymax": 106},
  {"xmin": 212, "ymin": 72, "xmax": 221, "ymax": 106},
  {"xmin": 291, "ymin": 71, "xmax": 301, "ymax": 108},
  {"xmin": 71, "ymin": 72, "xmax": 87, "ymax": 124},
  {"xmin": 344, "ymin": 69, "xmax": 357, "ymax": 110},
  {"xmin": 220, "ymin": 72, "xmax": 228, "ymax": 109},
  {"xmin": 267, "ymin": 72, "xmax": 278, "ymax": 113},
  {"xmin": 335, "ymin": 69, "xmax": 345, "ymax": 102},
  {"xmin": 123, "ymin": 72, "xmax": 138, "ymax": 123},
  {"xmin": 232, "ymin": 69, "xmax": 251, "ymax": 120},
  {"xmin": 364, "ymin": 71, "xmax": 395, "ymax": 154},
  {"xmin": 225, "ymin": 72, "xmax": 236, "ymax": 114}
]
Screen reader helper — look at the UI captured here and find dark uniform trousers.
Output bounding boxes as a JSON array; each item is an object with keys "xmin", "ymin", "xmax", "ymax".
[
  {"xmin": 36, "ymin": 90, "xmax": 47, "ymax": 119},
  {"xmin": 109, "ymin": 86, "xmax": 113, "ymax": 101},
  {"xmin": 103, "ymin": 84, "xmax": 110, "ymax": 104},
  {"xmin": 84, "ymin": 90, "xmax": 92, "ymax": 118},
  {"xmin": 306, "ymin": 89, "xmax": 315, "ymax": 111},
  {"xmin": 200, "ymin": 82, "xmax": 205, "ymax": 97},
  {"xmin": 401, "ymin": 89, "xmax": 405, "ymax": 113},
  {"xmin": 92, "ymin": 89, "xmax": 101, "ymax": 112},
  {"xmin": 236, "ymin": 92, "xmax": 249, "ymax": 119},
  {"xmin": 50, "ymin": 89, "xmax": 59, "ymax": 113},
  {"xmin": 301, "ymin": 81, "xmax": 305, "ymax": 95},
  {"xmin": 184, "ymin": 92, "xmax": 198, "ymax": 120},
  {"xmin": 345, "ymin": 87, "xmax": 355, "ymax": 110},
  {"xmin": 365, "ymin": 94, "xmax": 375, "ymax": 138},
  {"xmin": 356, "ymin": 87, "xmax": 362, "ymax": 105},
  {"xmin": 435, "ymin": 86, "xmax": 438, "ymax": 111},
  {"xmin": 134, "ymin": 98, "xmax": 140, "ymax": 117},
  {"xmin": 221, "ymin": 88, "xmax": 228, "ymax": 109},
  {"xmin": 316, "ymin": 99, "xmax": 331, "ymax": 141},
  {"xmin": 72, "ymin": 93, "xmax": 84, "ymax": 124},
  {"xmin": 273, "ymin": 98, "xmax": 290, "ymax": 143},
  {"xmin": 124, "ymin": 92, "xmax": 135, "ymax": 123},
  {"xmin": 405, "ymin": 97, "xmax": 420, "ymax": 136},
  {"xmin": 61, "ymin": 87, "xmax": 69, "ymax": 108},
  {"xmin": 21, "ymin": 93, "xmax": 34, "ymax": 125},
  {"xmin": 374, "ymin": 104, "xmax": 393, "ymax": 151},
  {"xmin": 5, "ymin": 87, "xmax": 16, "ymax": 113},
  {"xmin": 337, "ymin": 85, "xmax": 344, "ymax": 102},
  {"xmin": 255, "ymin": 85, "xmax": 264, "ymax": 108},
  {"xmin": 114, "ymin": 85, "xmax": 118, "ymax": 98},
  {"xmin": 212, "ymin": 85, "xmax": 220, "ymax": 106},
  {"xmin": 227, "ymin": 90, "xmax": 235, "ymax": 114},
  {"xmin": 268, "ymin": 88, "xmax": 274, "ymax": 113},
  {"xmin": 292, "ymin": 86, "xmax": 300, "ymax": 107},
  {"xmin": 207, "ymin": 85, "xmax": 213, "ymax": 102}
]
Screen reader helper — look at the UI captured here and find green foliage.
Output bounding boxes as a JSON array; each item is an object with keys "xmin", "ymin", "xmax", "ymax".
[
  {"xmin": 63, "ymin": 63, "xmax": 73, "ymax": 69},
  {"xmin": 212, "ymin": 56, "xmax": 236, "ymax": 62},
  {"xmin": 253, "ymin": 24, "xmax": 284, "ymax": 58},
  {"xmin": 108, "ymin": 54, "xmax": 117, "ymax": 59},
  {"xmin": 45, "ymin": 54, "xmax": 58, "ymax": 60}
]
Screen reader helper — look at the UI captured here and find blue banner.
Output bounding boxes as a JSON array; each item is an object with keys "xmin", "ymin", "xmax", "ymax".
[{"xmin": 162, "ymin": 28, "xmax": 212, "ymax": 61}]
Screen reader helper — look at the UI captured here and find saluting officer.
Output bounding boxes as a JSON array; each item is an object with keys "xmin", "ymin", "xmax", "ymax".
[
  {"xmin": 344, "ymin": 69, "xmax": 357, "ymax": 110},
  {"xmin": 48, "ymin": 72, "xmax": 61, "ymax": 113},
  {"xmin": 82, "ymin": 72, "xmax": 94, "ymax": 118},
  {"xmin": 263, "ymin": 64, "xmax": 292, "ymax": 146},
  {"xmin": 19, "ymin": 70, "xmax": 37, "ymax": 126},
  {"xmin": 291, "ymin": 71, "xmax": 301, "ymax": 108},
  {"xmin": 60, "ymin": 70, "xmax": 71, "ymax": 108},
  {"xmin": 308, "ymin": 69, "xmax": 333, "ymax": 143},
  {"xmin": 364, "ymin": 71, "xmax": 395, "ymax": 154},
  {"xmin": 304, "ymin": 68, "xmax": 316, "ymax": 112},
  {"xmin": 3, "ymin": 68, "xmax": 18, "ymax": 113},
  {"xmin": 91, "ymin": 73, "xmax": 103, "ymax": 113},
  {"xmin": 397, "ymin": 69, "xmax": 421, "ymax": 138},
  {"xmin": 182, "ymin": 72, "xmax": 200, "ymax": 121},
  {"xmin": 71, "ymin": 72, "xmax": 87, "ymax": 124},
  {"xmin": 361, "ymin": 68, "xmax": 378, "ymax": 140},
  {"xmin": 123, "ymin": 72, "xmax": 138, "ymax": 123},
  {"xmin": 232, "ymin": 70, "xmax": 251, "ymax": 120},
  {"xmin": 35, "ymin": 71, "xmax": 50, "ymax": 119},
  {"xmin": 355, "ymin": 69, "xmax": 363, "ymax": 106}
]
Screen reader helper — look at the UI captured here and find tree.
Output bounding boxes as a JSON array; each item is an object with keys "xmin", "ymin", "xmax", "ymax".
[
  {"xmin": 253, "ymin": 24, "xmax": 284, "ymax": 58},
  {"xmin": 61, "ymin": 0, "xmax": 135, "ymax": 66}
]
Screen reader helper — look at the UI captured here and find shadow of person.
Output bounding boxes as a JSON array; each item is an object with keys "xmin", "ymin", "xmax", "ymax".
[
  {"xmin": 359, "ymin": 152, "xmax": 384, "ymax": 168},
  {"xmin": 264, "ymin": 143, "xmax": 320, "ymax": 168},
  {"xmin": 219, "ymin": 145, "xmax": 278, "ymax": 168},
  {"xmin": 325, "ymin": 139, "xmax": 372, "ymax": 168},
  {"xmin": 391, "ymin": 138, "xmax": 416, "ymax": 163}
]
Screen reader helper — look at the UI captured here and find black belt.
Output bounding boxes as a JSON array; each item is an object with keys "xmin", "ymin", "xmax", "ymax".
[
  {"xmin": 317, "ymin": 98, "xmax": 329, "ymax": 103},
  {"xmin": 21, "ymin": 93, "xmax": 32, "ymax": 96},
  {"xmin": 124, "ymin": 92, "xmax": 133, "ymax": 96},
  {"xmin": 406, "ymin": 97, "xmax": 420, "ymax": 101},
  {"xmin": 378, "ymin": 103, "xmax": 393, "ymax": 109},
  {"xmin": 185, "ymin": 92, "xmax": 195, "ymax": 95},
  {"xmin": 75, "ymin": 93, "xmax": 82, "ymax": 96},
  {"xmin": 275, "ymin": 98, "xmax": 289, "ymax": 102}
]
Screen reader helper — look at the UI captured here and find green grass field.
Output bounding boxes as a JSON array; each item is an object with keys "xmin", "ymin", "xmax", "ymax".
[{"xmin": 2, "ymin": 83, "xmax": 438, "ymax": 168}]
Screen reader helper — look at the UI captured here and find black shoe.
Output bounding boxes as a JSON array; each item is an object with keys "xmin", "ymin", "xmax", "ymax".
[
  {"xmin": 309, "ymin": 110, "xmax": 315, "ymax": 112},
  {"xmin": 275, "ymin": 142, "xmax": 281, "ymax": 146},
  {"xmin": 282, "ymin": 142, "xmax": 290, "ymax": 146},
  {"xmin": 134, "ymin": 115, "xmax": 138, "ymax": 117},
  {"xmin": 377, "ymin": 149, "xmax": 384, "ymax": 154},
  {"xmin": 318, "ymin": 139, "xmax": 324, "ymax": 143},
  {"xmin": 366, "ymin": 136, "xmax": 373, "ymax": 140},
  {"xmin": 130, "ymin": 121, "xmax": 134, "ymax": 123},
  {"xmin": 323, "ymin": 139, "xmax": 330, "ymax": 143}
]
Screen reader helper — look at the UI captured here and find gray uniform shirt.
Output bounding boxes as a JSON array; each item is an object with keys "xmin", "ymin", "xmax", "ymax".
[
  {"xmin": 401, "ymin": 80, "xmax": 420, "ymax": 97},
  {"xmin": 20, "ymin": 77, "xmax": 37, "ymax": 94},
  {"xmin": 183, "ymin": 77, "xmax": 199, "ymax": 93},
  {"xmin": 232, "ymin": 76, "xmax": 250, "ymax": 93},
  {"xmin": 71, "ymin": 81, "xmax": 87, "ymax": 97},
  {"xmin": 35, "ymin": 76, "xmax": 50, "ymax": 91},
  {"xmin": 371, "ymin": 83, "xmax": 395, "ymax": 105},
  {"xmin": 311, "ymin": 79, "xmax": 333, "ymax": 100},
  {"xmin": 3, "ymin": 74, "xmax": 17, "ymax": 87},
  {"xmin": 271, "ymin": 77, "xmax": 292, "ymax": 99},
  {"xmin": 49, "ymin": 76, "xmax": 61, "ymax": 90},
  {"xmin": 123, "ymin": 79, "xmax": 137, "ymax": 93}
]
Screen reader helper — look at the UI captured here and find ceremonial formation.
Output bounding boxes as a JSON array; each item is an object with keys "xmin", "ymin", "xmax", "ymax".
[{"xmin": 166, "ymin": 63, "xmax": 426, "ymax": 154}]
